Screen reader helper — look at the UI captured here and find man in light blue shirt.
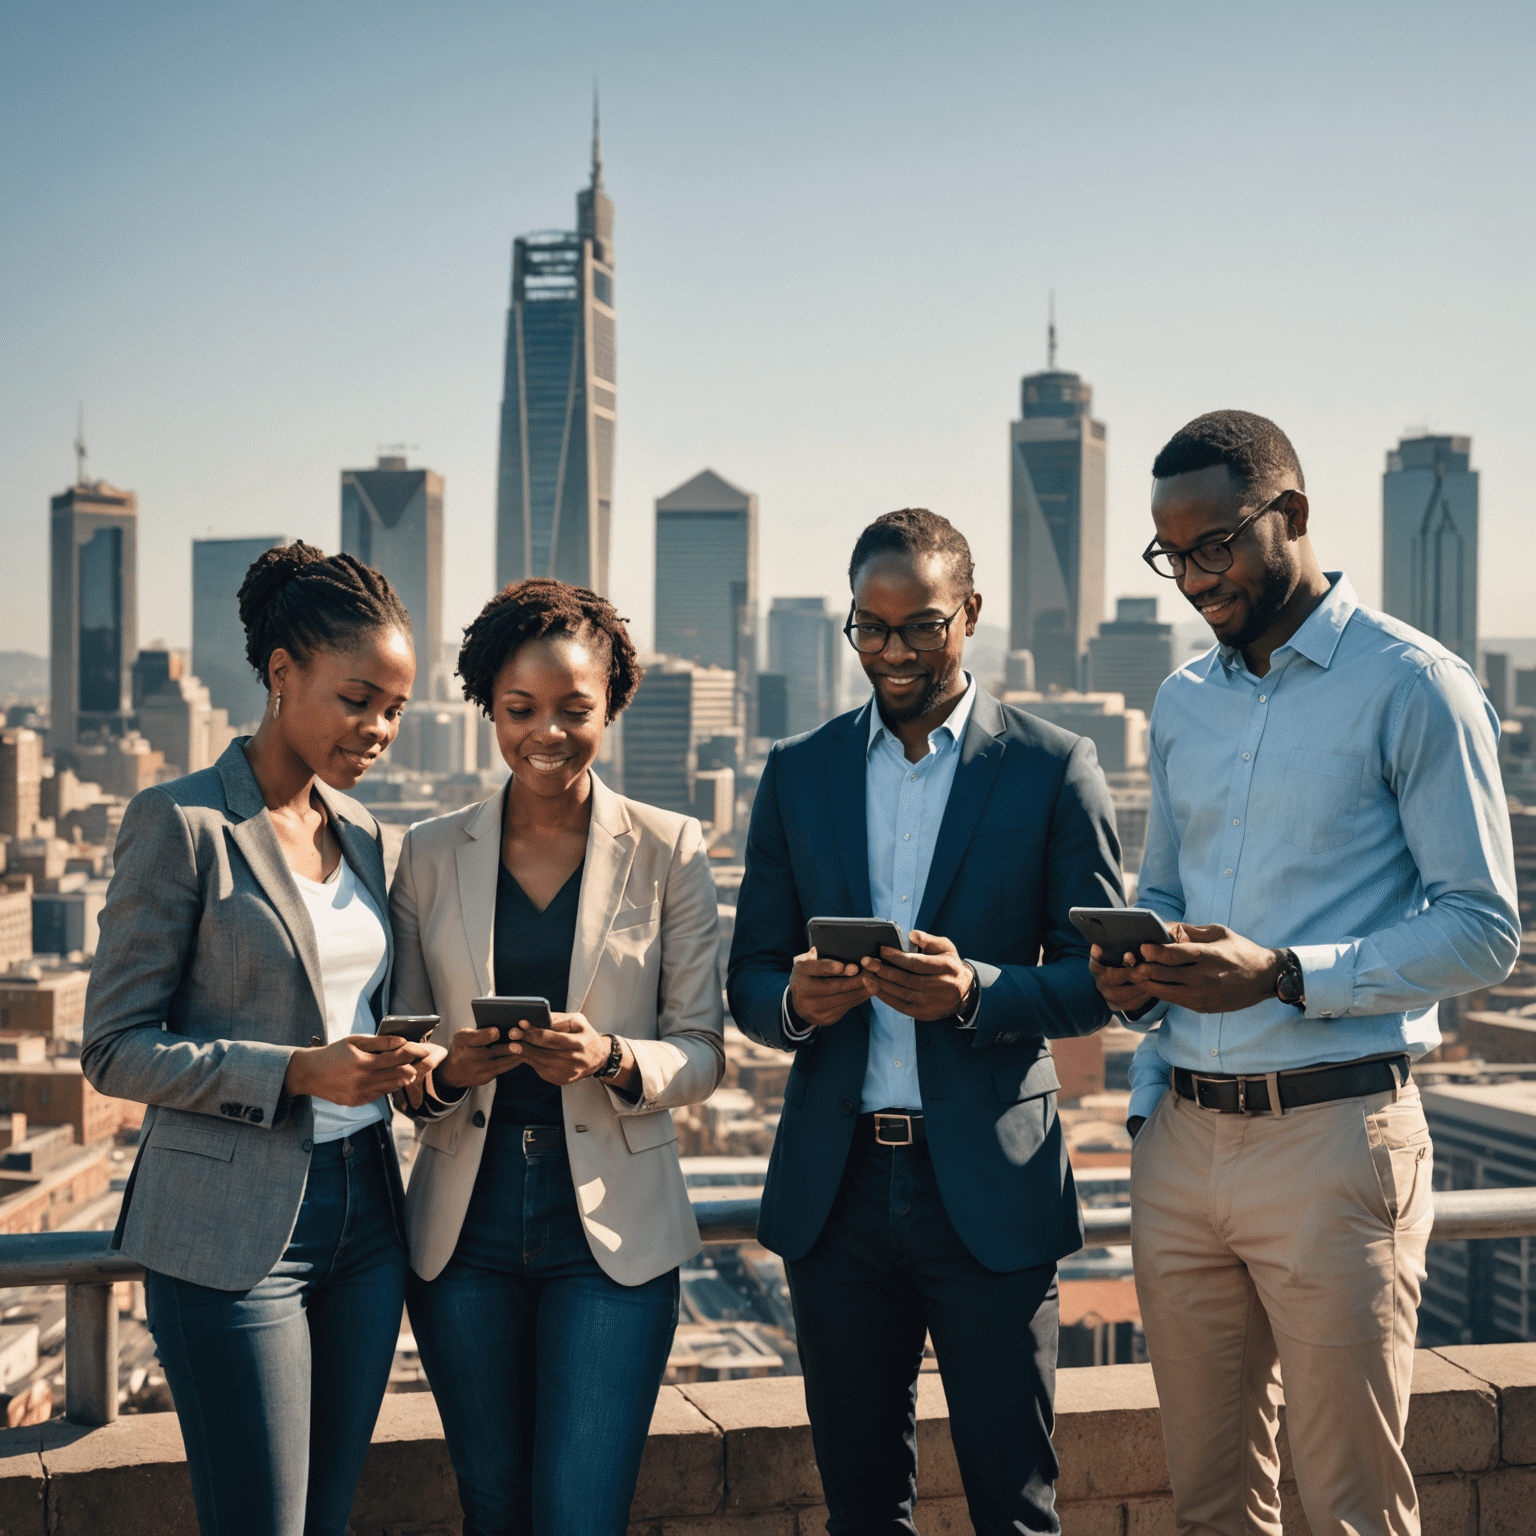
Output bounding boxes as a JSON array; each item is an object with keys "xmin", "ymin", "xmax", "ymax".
[{"xmin": 1091, "ymin": 410, "xmax": 1517, "ymax": 1536}]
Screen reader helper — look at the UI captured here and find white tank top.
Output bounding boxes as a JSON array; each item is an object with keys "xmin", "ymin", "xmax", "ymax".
[{"xmin": 291, "ymin": 856, "xmax": 390, "ymax": 1144}]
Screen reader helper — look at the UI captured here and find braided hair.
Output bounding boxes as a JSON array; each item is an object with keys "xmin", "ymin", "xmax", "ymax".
[
  {"xmin": 457, "ymin": 578, "xmax": 642, "ymax": 722},
  {"xmin": 236, "ymin": 541, "xmax": 412, "ymax": 688}
]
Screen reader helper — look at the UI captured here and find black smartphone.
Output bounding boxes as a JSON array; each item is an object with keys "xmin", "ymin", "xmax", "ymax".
[
  {"xmin": 1068, "ymin": 907, "xmax": 1175, "ymax": 956},
  {"xmin": 471, "ymin": 996, "xmax": 555, "ymax": 1035},
  {"xmin": 807, "ymin": 917, "xmax": 906, "ymax": 966},
  {"xmin": 376, "ymin": 1014, "xmax": 440, "ymax": 1043}
]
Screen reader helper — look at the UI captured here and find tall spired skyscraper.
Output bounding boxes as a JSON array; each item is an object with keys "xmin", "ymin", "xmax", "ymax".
[
  {"xmin": 1008, "ymin": 309, "xmax": 1106, "ymax": 692},
  {"xmin": 1382, "ymin": 433, "xmax": 1479, "ymax": 668},
  {"xmin": 494, "ymin": 108, "xmax": 616, "ymax": 595}
]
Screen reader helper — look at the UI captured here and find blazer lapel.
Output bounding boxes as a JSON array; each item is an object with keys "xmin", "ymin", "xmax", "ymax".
[
  {"xmin": 455, "ymin": 788, "xmax": 505, "ymax": 998},
  {"xmin": 567, "ymin": 774, "xmax": 638, "ymax": 1013},
  {"xmin": 217, "ymin": 743, "xmax": 326, "ymax": 1032},
  {"xmin": 829, "ymin": 705, "xmax": 873, "ymax": 918},
  {"xmin": 914, "ymin": 691, "xmax": 1007, "ymax": 933}
]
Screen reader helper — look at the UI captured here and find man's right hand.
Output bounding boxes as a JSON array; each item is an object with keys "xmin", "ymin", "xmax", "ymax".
[
  {"xmin": 1088, "ymin": 942, "xmax": 1158, "ymax": 1015},
  {"xmin": 789, "ymin": 947, "xmax": 877, "ymax": 1029},
  {"xmin": 435, "ymin": 1026, "xmax": 530, "ymax": 1090}
]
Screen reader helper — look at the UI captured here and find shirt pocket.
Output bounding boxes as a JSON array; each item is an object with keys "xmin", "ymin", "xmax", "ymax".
[{"xmin": 1276, "ymin": 749, "xmax": 1364, "ymax": 855}]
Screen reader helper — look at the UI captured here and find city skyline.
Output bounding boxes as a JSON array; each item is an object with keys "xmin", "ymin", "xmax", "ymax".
[{"xmin": 4, "ymin": 3, "xmax": 1533, "ymax": 667}]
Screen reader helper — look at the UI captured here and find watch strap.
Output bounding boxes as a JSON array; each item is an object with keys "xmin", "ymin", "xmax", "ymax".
[
  {"xmin": 593, "ymin": 1034, "xmax": 625, "ymax": 1081},
  {"xmin": 1275, "ymin": 949, "xmax": 1306, "ymax": 1012}
]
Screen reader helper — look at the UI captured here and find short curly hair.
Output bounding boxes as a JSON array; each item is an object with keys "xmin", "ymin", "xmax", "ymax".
[
  {"xmin": 848, "ymin": 508, "xmax": 975, "ymax": 595},
  {"xmin": 1152, "ymin": 410, "xmax": 1305, "ymax": 499},
  {"xmin": 457, "ymin": 578, "xmax": 643, "ymax": 721}
]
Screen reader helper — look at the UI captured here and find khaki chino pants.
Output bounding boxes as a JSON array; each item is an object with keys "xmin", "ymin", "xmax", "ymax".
[{"xmin": 1131, "ymin": 1080, "xmax": 1433, "ymax": 1536}]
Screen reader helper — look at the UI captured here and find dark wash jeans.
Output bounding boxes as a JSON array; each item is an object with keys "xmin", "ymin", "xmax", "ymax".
[
  {"xmin": 407, "ymin": 1123, "xmax": 679, "ymax": 1536},
  {"xmin": 788, "ymin": 1130, "xmax": 1061, "ymax": 1536},
  {"xmin": 145, "ymin": 1123, "xmax": 407, "ymax": 1536}
]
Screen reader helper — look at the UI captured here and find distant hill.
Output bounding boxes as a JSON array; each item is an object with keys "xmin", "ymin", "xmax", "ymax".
[{"xmin": 0, "ymin": 652, "xmax": 47, "ymax": 705}]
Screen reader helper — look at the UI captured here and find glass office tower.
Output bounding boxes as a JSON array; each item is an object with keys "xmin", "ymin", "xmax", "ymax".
[
  {"xmin": 768, "ymin": 598, "xmax": 840, "ymax": 738},
  {"xmin": 50, "ymin": 479, "xmax": 139, "ymax": 748},
  {"xmin": 1382, "ymin": 433, "xmax": 1479, "ymax": 668},
  {"xmin": 1009, "ymin": 344, "xmax": 1107, "ymax": 692},
  {"xmin": 192, "ymin": 535, "xmax": 286, "ymax": 730},
  {"xmin": 341, "ymin": 455, "xmax": 445, "ymax": 700},
  {"xmin": 654, "ymin": 469, "xmax": 757, "ymax": 732},
  {"xmin": 495, "ymin": 114, "xmax": 616, "ymax": 595}
]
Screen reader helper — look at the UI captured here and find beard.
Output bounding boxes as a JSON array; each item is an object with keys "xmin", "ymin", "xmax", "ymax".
[
  {"xmin": 1221, "ymin": 561, "xmax": 1295, "ymax": 651},
  {"xmin": 876, "ymin": 655, "xmax": 959, "ymax": 725}
]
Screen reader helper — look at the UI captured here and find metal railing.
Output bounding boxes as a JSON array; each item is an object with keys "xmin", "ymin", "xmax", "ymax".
[{"xmin": 5, "ymin": 1185, "xmax": 1536, "ymax": 1428}]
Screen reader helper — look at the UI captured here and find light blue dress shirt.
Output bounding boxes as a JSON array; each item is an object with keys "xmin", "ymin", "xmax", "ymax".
[
  {"xmin": 1124, "ymin": 575, "xmax": 1519, "ymax": 1121},
  {"xmin": 858, "ymin": 676, "xmax": 978, "ymax": 1111}
]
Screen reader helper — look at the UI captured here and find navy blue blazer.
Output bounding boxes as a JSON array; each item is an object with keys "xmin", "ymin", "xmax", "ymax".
[{"xmin": 726, "ymin": 687, "xmax": 1124, "ymax": 1272}]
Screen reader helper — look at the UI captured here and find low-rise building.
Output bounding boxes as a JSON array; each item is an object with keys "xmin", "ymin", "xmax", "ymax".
[{"xmin": 0, "ymin": 970, "xmax": 89, "ymax": 1052}]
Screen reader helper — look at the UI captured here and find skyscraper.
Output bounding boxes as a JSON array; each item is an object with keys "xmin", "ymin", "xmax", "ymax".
[
  {"xmin": 495, "ymin": 109, "xmax": 616, "ymax": 595},
  {"xmin": 622, "ymin": 661, "xmax": 737, "ymax": 815},
  {"xmin": 50, "ymin": 473, "xmax": 138, "ymax": 750},
  {"xmin": 193, "ymin": 535, "xmax": 286, "ymax": 730},
  {"xmin": 1009, "ymin": 315, "xmax": 1106, "ymax": 692},
  {"xmin": 768, "ymin": 598, "xmax": 840, "ymax": 738},
  {"xmin": 1087, "ymin": 598, "xmax": 1175, "ymax": 716},
  {"xmin": 340, "ymin": 455, "xmax": 444, "ymax": 700},
  {"xmin": 1382, "ymin": 433, "xmax": 1479, "ymax": 668},
  {"xmin": 654, "ymin": 469, "xmax": 757, "ymax": 731}
]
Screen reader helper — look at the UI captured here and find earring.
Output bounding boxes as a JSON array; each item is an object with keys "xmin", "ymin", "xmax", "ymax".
[{"xmin": 274, "ymin": 692, "xmax": 282, "ymax": 719}]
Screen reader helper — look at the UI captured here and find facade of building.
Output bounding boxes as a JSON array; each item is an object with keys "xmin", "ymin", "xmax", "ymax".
[
  {"xmin": 1086, "ymin": 598, "xmax": 1175, "ymax": 717},
  {"xmin": 622, "ymin": 662, "xmax": 737, "ymax": 815},
  {"xmin": 1382, "ymin": 433, "xmax": 1479, "ymax": 669},
  {"xmin": 49, "ymin": 481, "xmax": 139, "ymax": 750},
  {"xmin": 1009, "ymin": 359, "xmax": 1107, "ymax": 692},
  {"xmin": 495, "ymin": 117, "xmax": 617, "ymax": 596},
  {"xmin": 132, "ymin": 649, "xmax": 234, "ymax": 778},
  {"xmin": 1419, "ymin": 1082, "xmax": 1536, "ymax": 1345},
  {"xmin": 340, "ymin": 456, "xmax": 444, "ymax": 700},
  {"xmin": 0, "ymin": 883, "xmax": 32, "ymax": 971},
  {"xmin": 1003, "ymin": 690, "xmax": 1149, "ymax": 774},
  {"xmin": 192, "ymin": 535, "xmax": 285, "ymax": 730},
  {"xmin": 654, "ymin": 470, "xmax": 757, "ymax": 734},
  {"xmin": 0, "ymin": 730, "xmax": 43, "ymax": 841},
  {"xmin": 756, "ymin": 674, "xmax": 789, "ymax": 742},
  {"xmin": 768, "ymin": 599, "xmax": 839, "ymax": 740}
]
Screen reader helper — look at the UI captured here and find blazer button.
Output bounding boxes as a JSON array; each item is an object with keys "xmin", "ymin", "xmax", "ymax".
[
  {"xmin": 220, "ymin": 1103, "xmax": 238, "ymax": 1118},
  {"xmin": 245, "ymin": 1107, "xmax": 264, "ymax": 1124},
  {"xmin": 841, "ymin": 1100, "xmax": 854, "ymax": 1116},
  {"xmin": 301, "ymin": 1139, "xmax": 313, "ymax": 1153},
  {"xmin": 471, "ymin": 1111, "xmax": 486, "ymax": 1128},
  {"xmin": 574, "ymin": 1124, "xmax": 588, "ymax": 1133}
]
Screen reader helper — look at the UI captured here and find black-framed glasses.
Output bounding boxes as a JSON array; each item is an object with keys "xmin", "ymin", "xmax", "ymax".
[
  {"xmin": 1141, "ymin": 492, "xmax": 1290, "ymax": 580},
  {"xmin": 844, "ymin": 600, "xmax": 967, "ymax": 655}
]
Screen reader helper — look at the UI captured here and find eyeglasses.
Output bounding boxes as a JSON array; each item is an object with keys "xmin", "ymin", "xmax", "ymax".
[
  {"xmin": 844, "ymin": 601, "xmax": 967, "ymax": 655},
  {"xmin": 1141, "ymin": 493, "xmax": 1290, "ymax": 580}
]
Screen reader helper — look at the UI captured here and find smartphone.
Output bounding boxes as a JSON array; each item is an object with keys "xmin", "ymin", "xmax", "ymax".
[
  {"xmin": 1069, "ymin": 907, "xmax": 1175, "ymax": 957},
  {"xmin": 471, "ymin": 996, "xmax": 555, "ymax": 1035},
  {"xmin": 807, "ymin": 918, "xmax": 906, "ymax": 967},
  {"xmin": 376, "ymin": 1014, "xmax": 440, "ymax": 1043}
]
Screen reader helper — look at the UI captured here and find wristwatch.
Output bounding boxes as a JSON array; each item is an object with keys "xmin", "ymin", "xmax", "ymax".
[
  {"xmin": 1275, "ymin": 949, "xmax": 1306, "ymax": 1012},
  {"xmin": 593, "ymin": 1034, "xmax": 625, "ymax": 1081}
]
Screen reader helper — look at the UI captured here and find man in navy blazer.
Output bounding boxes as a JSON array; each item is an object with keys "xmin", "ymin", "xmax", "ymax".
[{"xmin": 728, "ymin": 510, "xmax": 1123, "ymax": 1535}]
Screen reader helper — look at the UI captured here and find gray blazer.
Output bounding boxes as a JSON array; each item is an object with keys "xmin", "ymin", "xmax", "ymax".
[{"xmin": 81, "ymin": 738, "xmax": 403, "ymax": 1290}]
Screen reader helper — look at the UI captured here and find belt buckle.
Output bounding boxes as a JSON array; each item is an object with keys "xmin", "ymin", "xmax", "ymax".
[
  {"xmin": 873, "ymin": 1113, "xmax": 914, "ymax": 1146},
  {"xmin": 522, "ymin": 1128, "xmax": 539, "ymax": 1156},
  {"xmin": 1190, "ymin": 1074, "xmax": 1226, "ymax": 1113}
]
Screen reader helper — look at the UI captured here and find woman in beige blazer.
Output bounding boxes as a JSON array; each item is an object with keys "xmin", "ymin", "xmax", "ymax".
[{"xmin": 389, "ymin": 578, "xmax": 725, "ymax": 1536}]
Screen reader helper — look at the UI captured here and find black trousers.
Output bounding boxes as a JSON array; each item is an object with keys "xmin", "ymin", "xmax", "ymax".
[{"xmin": 787, "ymin": 1132, "xmax": 1060, "ymax": 1536}]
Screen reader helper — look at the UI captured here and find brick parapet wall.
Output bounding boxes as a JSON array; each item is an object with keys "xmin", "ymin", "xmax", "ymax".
[{"xmin": 0, "ymin": 1345, "xmax": 1533, "ymax": 1534}]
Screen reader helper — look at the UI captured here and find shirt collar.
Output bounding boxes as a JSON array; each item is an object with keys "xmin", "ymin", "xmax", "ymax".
[
  {"xmin": 1215, "ymin": 572, "xmax": 1356, "ymax": 675},
  {"xmin": 867, "ymin": 672, "xmax": 977, "ymax": 757}
]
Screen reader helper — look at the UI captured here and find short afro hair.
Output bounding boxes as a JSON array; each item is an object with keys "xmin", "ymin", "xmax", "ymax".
[
  {"xmin": 457, "ymin": 578, "xmax": 642, "ymax": 722},
  {"xmin": 848, "ymin": 508, "xmax": 975, "ymax": 595},
  {"xmin": 1151, "ymin": 410, "xmax": 1305, "ymax": 500}
]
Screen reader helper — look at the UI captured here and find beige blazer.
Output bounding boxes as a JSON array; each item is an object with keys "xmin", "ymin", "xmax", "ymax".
[{"xmin": 389, "ymin": 772, "xmax": 725, "ymax": 1286}]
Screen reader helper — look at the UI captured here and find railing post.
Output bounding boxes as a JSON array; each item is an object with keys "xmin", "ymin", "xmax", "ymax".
[{"xmin": 64, "ymin": 1282, "xmax": 118, "ymax": 1426}]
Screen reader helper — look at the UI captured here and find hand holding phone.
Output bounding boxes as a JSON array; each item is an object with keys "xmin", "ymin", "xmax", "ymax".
[{"xmin": 376, "ymin": 1014, "xmax": 440, "ymax": 1044}]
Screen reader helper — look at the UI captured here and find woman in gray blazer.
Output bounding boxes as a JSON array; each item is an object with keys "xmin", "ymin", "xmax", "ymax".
[
  {"xmin": 391, "ymin": 579, "xmax": 725, "ymax": 1536},
  {"xmin": 82, "ymin": 544, "xmax": 440, "ymax": 1536}
]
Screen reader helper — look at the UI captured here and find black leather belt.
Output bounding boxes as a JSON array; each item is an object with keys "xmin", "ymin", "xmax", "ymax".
[
  {"xmin": 1172, "ymin": 1055, "xmax": 1409, "ymax": 1115},
  {"xmin": 857, "ymin": 1110, "xmax": 927, "ymax": 1147},
  {"xmin": 488, "ymin": 1120, "xmax": 566, "ymax": 1153}
]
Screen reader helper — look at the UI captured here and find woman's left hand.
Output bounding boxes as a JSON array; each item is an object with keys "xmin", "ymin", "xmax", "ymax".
[{"xmin": 507, "ymin": 1012, "xmax": 634, "ymax": 1089}]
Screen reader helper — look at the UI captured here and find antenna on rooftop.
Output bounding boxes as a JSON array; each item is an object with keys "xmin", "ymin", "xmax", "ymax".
[
  {"xmin": 1047, "ymin": 291, "xmax": 1058, "ymax": 370},
  {"xmin": 74, "ymin": 403, "xmax": 89, "ymax": 486}
]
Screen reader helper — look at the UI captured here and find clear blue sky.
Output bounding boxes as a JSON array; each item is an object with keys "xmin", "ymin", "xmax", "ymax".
[{"xmin": 3, "ymin": 0, "xmax": 1532, "ymax": 662}]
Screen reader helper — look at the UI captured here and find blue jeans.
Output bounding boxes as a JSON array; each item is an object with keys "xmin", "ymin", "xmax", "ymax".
[
  {"xmin": 145, "ymin": 1124, "xmax": 407, "ymax": 1536},
  {"xmin": 407, "ymin": 1123, "xmax": 679, "ymax": 1536}
]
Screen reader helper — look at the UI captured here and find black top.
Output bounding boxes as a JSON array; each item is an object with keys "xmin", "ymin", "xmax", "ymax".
[{"xmin": 489, "ymin": 859, "xmax": 584, "ymax": 1127}]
